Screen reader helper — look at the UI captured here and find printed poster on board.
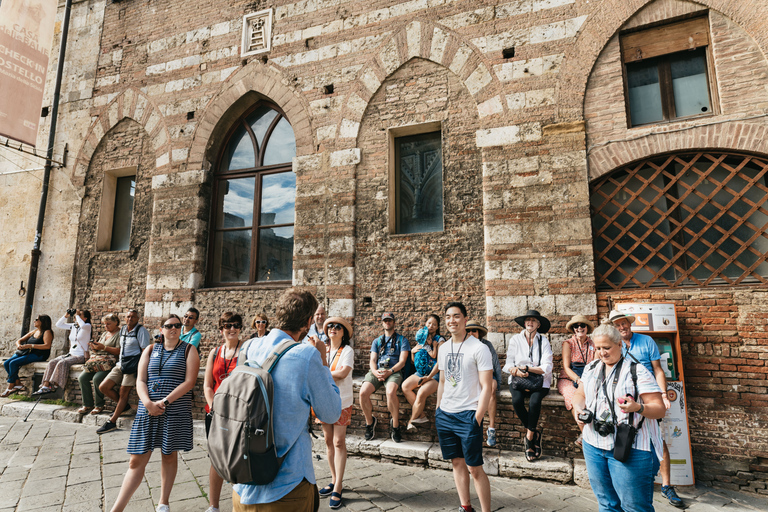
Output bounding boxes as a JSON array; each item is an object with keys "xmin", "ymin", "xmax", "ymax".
[{"xmin": 0, "ymin": 0, "xmax": 57, "ymax": 146}]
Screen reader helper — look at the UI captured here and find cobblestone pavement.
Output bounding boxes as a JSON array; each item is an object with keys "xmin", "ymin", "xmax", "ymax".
[{"xmin": 1, "ymin": 417, "xmax": 766, "ymax": 512}]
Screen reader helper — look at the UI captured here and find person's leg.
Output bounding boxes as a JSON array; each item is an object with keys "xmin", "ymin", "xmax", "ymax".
[
  {"xmin": 582, "ymin": 442, "xmax": 622, "ymax": 512},
  {"xmin": 6, "ymin": 353, "xmax": 39, "ymax": 385},
  {"xmin": 460, "ymin": 409, "xmax": 491, "ymax": 512},
  {"xmin": 40, "ymin": 355, "xmax": 62, "ymax": 388},
  {"xmin": 110, "ymin": 452, "xmax": 152, "ymax": 512},
  {"xmin": 411, "ymin": 379, "xmax": 438, "ymax": 423},
  {"xmin": 321, "ymin": 423, "xmax": 336, "ymax": 485},
  {"xmin": 660, "ymin": 441, "xmax": 671, "ymax": 485},
  {"xmin": 92, "ymin": 371, "xmax": 108, "ymax": 408},
  {"xmin": 109, "ymin": 386, "xmax": 133, "ymax": 423},
  {"xmin": 659, "ymin": 440, "xmax": 683, "ymax": 507},
  {"xmin": 332, "ymin": 425, "xmax": 348, "ymax": 493},
  {"xmin": 608, "ymin": 447, "xmax": 659, "ymax": 512},
  {"xmin": 159, "ymin": 451, "xmax": 178, "ymax": 506},
  {"xmin": 468, "ymin": 465, "xmax": 492, "ymax": 512},
  {"xmin": 451, "ymin": 458, "xmax": 472, "ymax": 508},
  {"xmin": 208, "ymin": 464, "xmax": 224, "ymax": 509},
  {"xmin": 51, "ymin": 355, "xmax": 85, "ymax": 389},
  {"xmin": 526, "ymin": 388, "xmax": 549, "ymax": 431},
  {"xmin": 510, "ymin": 387, "xmax": 534, "ymax": 444},
  {"xmin": 78, "ymin": 371, "xmax": 96, "ymax": 408},
  {"xmin": 385, "ymin": 381, "xmax": 400, "ymax": 427},
  {"xmin": 3, "ymin": 356, "xmax": 13, "ymax": 384},
  {"xmin": 359, "ymin": 381, "xmax": 375, "ymax": 425},
  {"xmin": 99, "ymin": 371, "xmax": 120, "ymax": 403},
  {"xmin": 401, "ymin": 374, "xmax": 419, "ymax": 406}
]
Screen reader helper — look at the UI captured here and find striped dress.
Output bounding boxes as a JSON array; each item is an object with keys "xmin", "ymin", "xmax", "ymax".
[{"xmin": 127, "ymin": 342, "xmax": 193, "ymax": 455}]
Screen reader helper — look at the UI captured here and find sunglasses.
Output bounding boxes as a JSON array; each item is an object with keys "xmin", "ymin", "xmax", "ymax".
[
  {"xmin": 254, "ymin": 320, "xmax": 267, "ymax": 325},
  {"xmin": 327, "ymin": 323, "xmax": 344, "ymax": 331},
  {"xmin": 467, "ymin": 329, "xmax": 479, "ymax": 333},
  {"xmin": 223, "ymin": 323, "xmax": 242, "ymax": 330},
  {"xmin": 163, "ymin": 323, "xmax": 182, "ymax": 329},
  {"xmin": 573, "ymin": 323, "xmax": 588, "ymax": 329},
  {"xmin": 183, "ymin": 314, "xmax": 197, "ymax": 320}
]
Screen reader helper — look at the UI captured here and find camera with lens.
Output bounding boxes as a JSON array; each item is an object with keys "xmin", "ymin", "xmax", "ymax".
[
  {"xmin": 594, "ymin": 411, "xmax": 615, "ymax": 437},
  {"xmin": 67, "ymin": 308, "xmax": 77, "ymax": 316},
  {"xmin": 577, "ymin": 409, "xmax": 594, "ymax": 424}
]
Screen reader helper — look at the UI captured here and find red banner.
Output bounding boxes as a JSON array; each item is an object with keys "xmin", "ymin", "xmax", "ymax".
[{"xmin": 0, "ymin": 0, "xmax": 57, "ymax": 147}]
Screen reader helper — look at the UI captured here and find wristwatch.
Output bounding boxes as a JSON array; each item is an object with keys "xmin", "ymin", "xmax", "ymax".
[{"xmin": 162, "ymin": 398, "xmax": 170, "ymax": 407}]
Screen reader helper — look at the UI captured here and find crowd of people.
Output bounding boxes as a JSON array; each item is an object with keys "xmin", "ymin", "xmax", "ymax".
[{"xmin": 1, "ymin": 295, "xmax": 685, "ymax": 512}]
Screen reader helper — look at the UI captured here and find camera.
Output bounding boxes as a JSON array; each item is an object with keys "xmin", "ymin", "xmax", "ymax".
[
  {"xmin": 577, "ymin": 410, "xmax": 594, "ymax": 424},
  {"xmin": 595, "ymin": 420, "xmax": 615, "ymax": 437},
  {"xmin": 154, "ymin": 334, "xmax": 164, "ymax": 341},
  {"xmin": 67, "ymin": 308, "xmax": 77, "ymax": 316}
]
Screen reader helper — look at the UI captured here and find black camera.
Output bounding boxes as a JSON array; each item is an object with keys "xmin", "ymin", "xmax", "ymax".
[
  {"xmin": 154, "ymin": 334, "xmax": 164, "ymax": 341},
  {"xmin": 577, "ymin": 410, "xmax": 594, "ymax": 424},
  {"xmin": 595, "ymin": 420, "xmax": 615, "ymax": 437},
  {"xmin": 67, "ymin": 308, "xmax": 77, "ymax": 316}
]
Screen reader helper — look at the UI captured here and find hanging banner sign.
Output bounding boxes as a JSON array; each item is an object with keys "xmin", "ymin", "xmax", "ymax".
[{"xmin": 0, "ymin": 0, "xmax": 57, "ymax": 147}]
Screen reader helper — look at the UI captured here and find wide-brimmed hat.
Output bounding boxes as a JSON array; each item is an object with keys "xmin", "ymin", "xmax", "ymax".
[
  {"xmin": 565, "ymin": 315, "xmax": 594, "ymax": 334},
  {"xmin": 323, "ymin": 317, "xmax": 354, "ymax": 339},
  {"xmin": 514, "ymin": 310, "xmax": 551, "ymax": 334},
  {"xmin": 608, "ymin": 309, "xmax": 636, "ymax": 325},
  {"xmin": 465, "ymin": 320, "xmax": 488, "ymax": 338}
]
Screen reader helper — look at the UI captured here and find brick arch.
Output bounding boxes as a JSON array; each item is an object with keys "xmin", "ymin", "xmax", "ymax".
[
  {"xmin": 337, "ymin": 19, "xmax": 505, "ymax": 144},
  {"xmin": 588, "ymin": 121, "xmax": 768, "ymax": 180},
  {"xmin": 188, "ymin": 60, "xmax": 314, "ymax": 171},
  {"xmin": 557, "ymin": 0, "xmax": 768, "ymax": 122},
  {"xmin": 73, "ymin": 87, "xmax": 170, "ymax": 185}
]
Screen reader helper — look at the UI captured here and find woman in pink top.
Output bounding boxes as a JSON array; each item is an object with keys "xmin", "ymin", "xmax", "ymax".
[{"xmin": 557, "ymin": 314, "xmax": 595, "ymax": 446}]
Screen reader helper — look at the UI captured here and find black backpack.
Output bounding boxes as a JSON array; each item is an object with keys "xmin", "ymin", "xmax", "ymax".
[{"xmin": 207, "ymin": 338, "xmax": 298, "ymax": 485}]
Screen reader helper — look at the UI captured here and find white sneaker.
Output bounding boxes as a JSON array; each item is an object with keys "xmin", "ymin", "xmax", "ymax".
[
  {"xmin": 411, "ymin": 415, "xmax": 429, "ymax": 424},
  {"xmin": 156, "ymin": 505, "xmax": 170, "ymax": 512},
  {"xmin": 204, "ymin": 508, "xmax": 220, "ymax": 512}
]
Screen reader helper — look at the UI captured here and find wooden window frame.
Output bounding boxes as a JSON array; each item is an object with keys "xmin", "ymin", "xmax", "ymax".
[
  {"xmin": 96, "ymin": 166, "xmax": 136, "ymax": 252},
  {"xmin": 206, "ymin": 102, "xmax": 295, "ymax": 288}
]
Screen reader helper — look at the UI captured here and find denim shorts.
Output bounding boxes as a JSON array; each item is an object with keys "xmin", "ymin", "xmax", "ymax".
[{"xmin": 435, "ymin": 408, "xmax": 484, "ymax": 467}]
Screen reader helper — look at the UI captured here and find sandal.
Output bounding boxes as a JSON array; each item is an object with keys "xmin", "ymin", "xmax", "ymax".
[
  {"xmin": 90, "ymin": 407, "xmax": 104, "ymax": 415},
  {"xmin": 11, "ymin": 384, "xmax": 25, "ymax": 392},
  {"xmin": 329, "ymin": 490, "xmax": 343, "ymax": 509},
  {"xmin": 318, "ymin": 482, "xmax": 335, "ymax": 497},
  {"xmin": 0, "ymin": 389, "xmax": 14, "ymax": 398},
  {"xmin": 534, "ymin": 430, "xmax": 543, "ymax": 459},
  {"xmin": 76, "ymin": 406, "xmax": 92, "ymax": 414},
  {"xmin": 32, "ymin": 386, "xmax": 52, "ymax": 395},
  {"xmin": 524, "ymin": 436, "xmax": 536, "ymax": 462}
]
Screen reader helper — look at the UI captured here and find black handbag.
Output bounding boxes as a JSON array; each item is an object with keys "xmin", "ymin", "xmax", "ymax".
[
  {"xmin": 14, "ymin": 348, "xmax": 31, "ymax": 357},
  {"xmin": 611, "ymin": 362, "xmax": 645, "ymax": 462},
  {"xmin": 120, "ymin": 354, "xmax": 141, "ymax": 375},
  {"xmin": 510, "ymin": 336, "xmax": 545, "ymax": 392}
]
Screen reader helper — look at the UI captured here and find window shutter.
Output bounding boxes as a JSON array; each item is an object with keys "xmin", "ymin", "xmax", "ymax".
[{"xmin": 621, "ymin": 16, "xmax": 709, "ymax": 63}]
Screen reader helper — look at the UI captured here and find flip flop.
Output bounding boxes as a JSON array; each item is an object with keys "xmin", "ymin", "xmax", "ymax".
[
  {"xmin": 524, "ymin": 436, "xmax": 536, "ymax": 462},
  {"xmin": 76, "ymin": 406, "xmax": 92, "ymax": 414},
  {"xmin": 90, "ymin": 407, "xmax": 104, "ymax": 415},
  {"xmin": 329, "ymin": 490, "xmax": 343, "ymax": 509},
  {"xmin": 318, "ymin": 482, "xmax": 335, "ymax": 497},
  {"xmin": 0, "ymin": 389, "xmax": 14, "ymax": 398}
]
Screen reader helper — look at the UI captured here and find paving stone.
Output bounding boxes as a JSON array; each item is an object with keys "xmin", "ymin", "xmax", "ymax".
[
  {"xmin": 1, "ymin": 402, "xmax": 65, "ymax": 421},
  {"xmin": 62, "ymin": 499, "xmax": 103, "ymax": 511},
  {"xmin": 63, "ymin": 480, "xmax": 103, "ymax": 505},
  {"xmin": 16, "ymin": 490, "xmax": 65, "ymax": 509},
  {"xmin": 123, "ymin": 498, "xmax": 156, "ymax": 511},
  {"xmin": 22, "ymin": 474, "xmax": 67, "ymax": 496},
  {"xmin": 67, "ymin": 465, "xmax": 102, "ymax": 485}
]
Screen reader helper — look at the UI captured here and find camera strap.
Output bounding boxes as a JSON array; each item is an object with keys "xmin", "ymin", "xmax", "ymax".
[{"xmin": 601, "ymin": 358, "xmax": 625, "ymax": 425}]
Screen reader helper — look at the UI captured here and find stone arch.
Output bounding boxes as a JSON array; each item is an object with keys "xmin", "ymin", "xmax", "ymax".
[
  {"xmin": 188, "ymin": 60, "xmax": 314, "ymax": 173},
  {"xmin": 73, "ymin": 88, "xmax": 170, "ymax": 186},
  {"xmin": 337, "ymin": 19, "xmax": 505, "ymax": 145},
  {"xmin": 556, "ymin": 0, "xmax": 768, "ymax": 122}
]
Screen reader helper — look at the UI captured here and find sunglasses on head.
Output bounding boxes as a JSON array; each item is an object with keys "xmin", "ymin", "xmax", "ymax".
[
  {"xmin": 573, "ymin": 323, "xmax": 588, "ymax": 329},
  {"xmin": 327, "ymin": 323, "xmax": 344, "ymax": 331},
  {"xmin": 254, "ymin": 320, "xmax": 267, "ymax": 324},
  {"xmin": 163, "ymin": 322, "xmax": 182, "ymax": 329},
  {"xmin": 223, "ymin": 323, "xmax": 242, "ymax": 330}
]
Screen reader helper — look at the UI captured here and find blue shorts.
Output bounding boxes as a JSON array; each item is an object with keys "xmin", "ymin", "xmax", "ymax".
[{"xmin": 435, "ymin": 408, "xmax": 484, "ymax": 467}]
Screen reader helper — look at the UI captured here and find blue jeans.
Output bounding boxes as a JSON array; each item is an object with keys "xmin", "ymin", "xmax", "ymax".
[
  {"xmin": 4, "ymin": 352, "xmax": 47, "ymax": 383},
  {"xmin": 583, "ymin": 441, "xmax": 660, "ymax": 512}
]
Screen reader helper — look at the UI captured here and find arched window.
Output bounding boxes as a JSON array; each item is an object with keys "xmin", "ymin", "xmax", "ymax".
[
  {"xmin": 591, "ymin": 151, "xmax": 768, "ymax": 289},
  {"xmin": 208, "ymin": 103, "xmax": 296, "ymax": 285}
]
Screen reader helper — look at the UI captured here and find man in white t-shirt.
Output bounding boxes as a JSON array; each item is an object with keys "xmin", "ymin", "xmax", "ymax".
[{"xmin": 436, "ymin": 302, "xmax": 494, "ymax": 512}]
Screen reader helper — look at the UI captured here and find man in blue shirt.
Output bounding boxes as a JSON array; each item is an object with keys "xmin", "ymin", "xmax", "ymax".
[
  {"xmin": 180, "ymin": 307, "xmax": 202, "ymax": 348},
  {"xmin": 610, "ymin": 310, "xmax": 684, "ymax": 508},
  {"xmin": 359, "ymin": 312, "xmax": 410, "ymax": 443},
  {"xmin": 233, "ymin": 288, "xmax": 340, "ymax": 511},
  {"xmin": 303, "ymin": 303, "xmax": 329, "ymax": 345}
]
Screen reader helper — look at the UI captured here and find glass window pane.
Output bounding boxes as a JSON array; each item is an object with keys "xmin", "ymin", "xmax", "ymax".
[
  {"xmin": 216, "ymin": 177, "xmax": 255, "ymax": 228},
  {"xmin": 397, "ymin": 131, "xmax": 443, "ymax": 234},
  {"xmin": 246, "ymin": 106, "xmax": 279, "ymax": 151},
  {"xmin": 263, "ymin": 117, "xmax": 296, "ymax": 166},
  {"xmin": 260, "ymin": 172, "xmax": 296, "ymax": 225},
  {"xmin": 221, "ymin": 123, "xmax": 255, "ymax": 171},
  {"xmin": 670, "ymin": 49, "xmax": 711, "ymax": 117},
  {"xmin": 258, "ymin": 226, "xmax": 293, "ymax": 281},
  {"xmin": 627, "ymin": 60, "xmax": 664, "ymax": 126},
  {"xmin": 110, "ymin": 176, "xmax": 135, "ymax": 251},
  {"xmin": 211, "ymin": 230, "xmax": 252, "ymax": 283}
]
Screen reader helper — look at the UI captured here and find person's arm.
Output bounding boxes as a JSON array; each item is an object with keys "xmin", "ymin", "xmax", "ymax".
[
  {"xmin": 619, "ymin": 391, "xmax": 665, "ymax": 420},
  {"xmin": 55, "ymin": 315, "xmax": 73, "ymax": 330},
  {"xmin": 136, "ymin": 345, "xmax": 163, "ymax": 416},
  {"xmin": 164, "ymin": 345, "xmax": 200, "ymax": 405},
  {"xmin": 501, "ymin": 336, "xmax": 517, "ymax": 374},
  {"xmin": 423, "ymin": 341, "xmax": 444, "ymax": 381},
  {"xmin": 562, "ymin": 342, "xmax": 580, "ymax": 383},
  {"xmin": 137, "ymin": 327, "xmax": 151, "ymax": 350},
  {"xmin": 650, "ymin": 359, "xmax": 670, "ymax": 410},
  {"xmin": 203, "ymin": 347, "xmax": 217, "ymax": 410},
  {"xmin": 528, "ymin": 336, "xmax": 553, "ymax": 376},
  {"xmin": 75, "ymin": 320, "xmax": 92, "ymax": 354},
  {"xmin": 74, "ymin": 314, "xmax": 86, "ymax": 328},
  {"xmin": 427, "ymin": 337, "xmax": 440, "ymax": 358},
  {"xmin": 37, "ymin": 330, "xmax": 54, "ymax": 350},
  {"xmin": 16, "ymin": 331, "xmax": 34, "ymax": 348},
  {"xmin": 475, "ymin": 369, "xmax": 493, "ymax": 425},
  {"xmin": 307, "ymin": 348, "xmax": 342, "ymax": 424},
  {"xmin": 573, "ymin": 384, "xmax": 587, "ymax": 426},
  {"xmin": 391, "ymin": 344, "xmax": 409, "ymax": 373},
  {"xmin": 369, "ymin": 340, "xmax": 380, "ymax": 374},
  {"xmin": 436, "ymin": 368, "xmax": 445, "ymax": 409},
  {"xmin": 100, "ymin": 333, "xmax": 121, "ymax": 356}
]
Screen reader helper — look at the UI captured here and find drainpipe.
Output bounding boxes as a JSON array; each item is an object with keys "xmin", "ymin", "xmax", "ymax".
[{"xmin": 21, "ymin": 0, "xmax": 73, "ymax": 336}]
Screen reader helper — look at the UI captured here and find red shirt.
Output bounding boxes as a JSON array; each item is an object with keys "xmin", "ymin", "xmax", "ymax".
[{"xmin": 205, "ymin": 344, "xmax": 240, "ymax": 413}]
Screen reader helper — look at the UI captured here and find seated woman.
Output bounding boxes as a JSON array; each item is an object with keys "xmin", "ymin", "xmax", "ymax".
[
  {"xmin": 2, "ymin": 315, "xmax": 54, "ymax": 397},
  {"xmin": 402, "ymin": 314, "xmax": 445, "ymax": 431},
  {"xmin": 77, "ymin": 313, "xmax": 121, "ymax": 414},
  {"xmin": 573, "ymin": 322, "xmax": 665, "ymax": 512},
  {"xmin": 248, "ymin": 312, "xmax": 269, "ymax": 340},
  {"xmin": 502, "ymin": 309, "xmax": 553, "ymax": 462},
  {"xmin": 557, "ymin": 314, "xmax": 596, "ymax": 447},
  {"xmin": 35, "ymin": 309, "xmax": 92, "ymax": 394}
]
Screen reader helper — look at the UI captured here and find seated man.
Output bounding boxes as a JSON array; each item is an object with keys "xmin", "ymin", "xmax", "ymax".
[{"xmin": 358, "ymin": 312, "xmax": 410, "ymax": 443}]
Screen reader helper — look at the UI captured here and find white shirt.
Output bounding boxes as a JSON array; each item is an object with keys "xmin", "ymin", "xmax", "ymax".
[
  {"xmin": 437, "ymin": 335, "xmax": 493, "ymax": 414},
  {"xmin": 55, "ymin": 315, "xmax": 91, "ymax": 358},
  {"xmin": 581, "ymin": 358, "xmax": 663, "ymax": 461},
  {"xmin": 327, "ymin": 344, "xmax": 355, "ymax": 409},
  {"xmin": 502, "ymin": 330, "xmax": 554, "ymax": 388}
]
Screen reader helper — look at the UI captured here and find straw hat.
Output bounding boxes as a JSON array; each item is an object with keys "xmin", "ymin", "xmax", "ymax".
[
  {"xmin": 514, "ymin": 309, "xmax": 551, "ymax": 334},
  {"xmin": 465, "ymin": 320, "xmax": 488, "ymax": 338},
  {"xmin": 323, "ymin": 317, "xmax": 353, "ymax": 339},
  {"xmin": 565, "ymin": 314, "xmax": 595, "ymax": 334},
  {"xmin": 608, "ymin": 309, "xmax": 636, "ymax": 325}
]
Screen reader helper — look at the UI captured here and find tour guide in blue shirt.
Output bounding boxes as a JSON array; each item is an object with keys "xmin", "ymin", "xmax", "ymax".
[{"xmin": 233, "ymin": 288, "xmax": 341, "ymax": 511}]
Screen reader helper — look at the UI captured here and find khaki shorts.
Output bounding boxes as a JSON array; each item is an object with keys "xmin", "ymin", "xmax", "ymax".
[
  {"xmin": 363, "ymin": 370, "xmax": 403, "ymax": 391},
  {"xmin": 105, "ymin": 365, "xmax": 136, "ymax": 387}
]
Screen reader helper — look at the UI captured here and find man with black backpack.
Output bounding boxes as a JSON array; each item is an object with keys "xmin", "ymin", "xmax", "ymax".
[{"xmin": 229, "ymin": 288, "xmax": 341, "ymax": 512}]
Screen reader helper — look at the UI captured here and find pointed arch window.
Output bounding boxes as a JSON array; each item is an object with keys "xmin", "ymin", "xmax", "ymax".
[{"xmin": 208, "ymin": 103, "xmax": 296, "ymax": 286}]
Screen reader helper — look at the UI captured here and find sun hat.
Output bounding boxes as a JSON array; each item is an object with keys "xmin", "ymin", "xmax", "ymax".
[
  {"xmin": 323, "ymin": 317, "xmax": 354, "ymax": 339},
  {"xmin": 514, "ymin": 309, "xmax": 551, "ymax": 334},
  {"xmin": 465, "ymin": 320, "xmax": 488, "ymax": 338},
  {"xmin": 565, "ymin": 314, "xmax": 595, "ymax": 334},
  {"xmin": 608, "ymin": 309, "xmax": 636, "ymax": 325}
]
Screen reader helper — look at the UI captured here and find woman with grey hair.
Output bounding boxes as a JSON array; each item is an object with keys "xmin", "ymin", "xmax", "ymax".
[
  {"xmin": 77, "ymin": 313, "xmax": 121, "ymax": 414},
  {"xmin": 572, "ymin": 321, "xmax": 665, "ymax": 512}
]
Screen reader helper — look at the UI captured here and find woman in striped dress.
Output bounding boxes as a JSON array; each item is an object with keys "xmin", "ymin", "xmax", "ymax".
[{"xmin": 110, "ymin": 314, "xmax": 200, "ymax": 512}]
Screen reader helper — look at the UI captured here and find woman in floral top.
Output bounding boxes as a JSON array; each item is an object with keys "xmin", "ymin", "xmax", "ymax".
[
  {"xmin": 402, "ymin": 314, "xmax": 445, "ymax": 431},
  {"xmin": 557, "ymin": 314, "xmax": 596, "ymax": 446}
]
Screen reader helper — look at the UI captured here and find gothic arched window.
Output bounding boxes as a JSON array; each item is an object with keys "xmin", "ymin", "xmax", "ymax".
[{"xmin": 208, "ymin": 103, "xmax": 296, "ymax": 285}]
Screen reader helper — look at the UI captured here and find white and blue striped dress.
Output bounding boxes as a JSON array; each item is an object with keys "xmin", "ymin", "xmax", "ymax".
[{"xmin": 127, "ymin": 342, "xmax": 193, "ymax": 455}]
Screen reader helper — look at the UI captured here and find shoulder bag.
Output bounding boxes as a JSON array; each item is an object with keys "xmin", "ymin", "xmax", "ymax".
[{"xmin": 510, "ymin": 335, "xmax": 545, "ymax": 392}]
